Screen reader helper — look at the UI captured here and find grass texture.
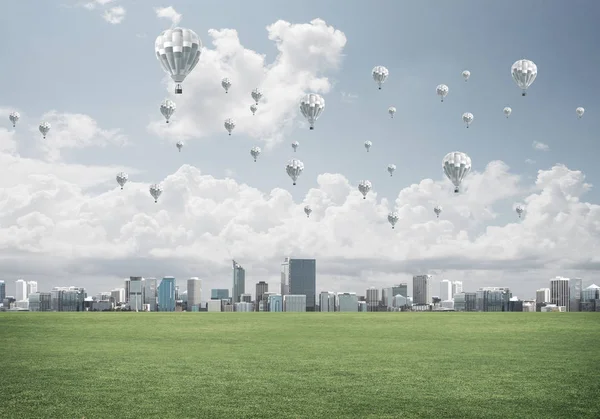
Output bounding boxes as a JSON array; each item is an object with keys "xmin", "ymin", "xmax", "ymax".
[{"xmin": 1, "ymin": 312, "xmax": 599, "ymax": 419}]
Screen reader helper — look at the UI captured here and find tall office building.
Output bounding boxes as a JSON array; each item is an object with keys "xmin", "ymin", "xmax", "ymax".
[
  {"xmin": 413, "ymin": 275, "xmax": 432, "ymax": 305},
  {"xmin": 286, "ymin": 258, "xmax": 316, "ymax": 311},
  {"xmin": 451, "ymin": 281, "xmax": 463, "ymax": 297},
  {"xmin": 27, "ymin": 281, "xmax": 38, "ymax": 296},
  {"xmin": 144, "ymin": 278, "xmax": 157, "ymax": 311},
  {"xmin": 550, "ymin": 277, "xmax": 570, "ymax": 308},
  {"xmin": 281, "ymin": 258, "xmax": 290, "ymax": 296},
  {"xmin": 337, "ymin": 292, "xmax": 358, "ymax": 312},
  {"xmin": 187, "ymin": 278, "xmax": 202, "ymax": 311},
  {"xmin": 111, "ymin": 288, "xmax": 125, "ymax": 304},
  {"xmin": 15, "ymin": 279, "xmax": 27, "ymax": 301},
  {"xmin": 158, "ymin": 276, "xmax": 176, "ymax": 312},
  {"xmin": 536, "ymin": 288, "xmax": 551, "ymax": 304},
  {"xmin": 319, "ymin": 291, "xmax": 336, "ymax": 312},
  {"xmin": 129, "ymin": 277, "xmax": 143, "ymax": 311},
  {"xmin": 255, "ymin": 281, "xmax": 268, "ymax": 310},
  {"xmin": 392, "ymin": 283, "xmax": 408, "ymax": 299},
  {"xmin": 475, "ymin": 287, "xmax": 511, "ymax": 312},
  {"xmin": 0, "ymin": 280, "xmax": 5, "ymax": 300},
  {"xmin": 440, "ymin": 279, "xmax": 452, "ymax": 301},
  {"xmin": 124, "ymin": 278, "xmax": 131, "ymax": 303},
  {"xmin": 232, "ymin": 260, "xmax": 246, "ymax": 303},
  {"xmin": 366, "ymin": 287, "xmax": 379, "ymax": 311},
  {"xmin": 581, "ymin": 284, "xmax": 600, "ymax": 311},
  {"xmin": 569, "ymin": 278, "xmax": 582, "ymax": 312},
  {"xmin": 211, "ymin": 289, "xmax": 229, "ymax": 300}
]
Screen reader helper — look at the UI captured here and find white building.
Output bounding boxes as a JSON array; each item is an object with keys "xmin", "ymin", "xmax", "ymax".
[
  {"xmin": 536, "ymin": 288, "xmax": 550, "ymax": 304},
  {"xmin": 392, "ymin": 294, "xmax": 408, "ymax": 308},
  {"xmin": 15, "ymin": 279, "xmax": 27, "ymax": 301},
  {"xmin": 280, "ymin": 257, "xmax": 290, "ymax": 296},
  {"xmin": 207, "ymin": 300, "xmax": 222, "ymax": 312},
  {"xmin": 441, "ymin": 300, "xmax": 454, "ymax": 309},
  {"xmin": 440, "ymin": 279, "xmax": 452, "ymax": 301},
  {"xmin": 337, "ymin": 292, "xmax": 358, "ymax": 312},
  {"xmin": 15, "ymin": 300, "xmax": 29, "ymax": 309},
  {"xmin": 550, "ymin": 277, "xmax": 569, "ymax": 308},
  {"xmin": 522, "ymin": 300, "xmax": 536, "ymax": 312},
  {"xmin": 451, "ymin": 281, "xmax": 463, "ymax": 296},
  {"xmin": 541, "ymin": 304, "xmax": 566, "ymax": 312},
  {"xmin": 319, "ymin": 291, "xmax": 336, "ymax": 312},
  {"xmin": 111, "ymin": 288, "xmax": 125, "ymax": 304},
  {"xmin": 27, "ymin": 281, "xmax": 38, "ymax": 297},
  {"xmin": 413, "ymin": 275, "xmax": 432, "ymax": 305},
  {"xmin": 187, "ymin": 278, "xmax": 202, "ymax": 311},
  {"xmin": 381, "ymin": 287, "xmax": 394, "ymax": 307},
  {"xmin": 284, "ymin": 294, "xmax": 306, "ymax": 312},
  {"xmin": 234, "ymin": 302, "xmax": 253, "ymax": 312}
]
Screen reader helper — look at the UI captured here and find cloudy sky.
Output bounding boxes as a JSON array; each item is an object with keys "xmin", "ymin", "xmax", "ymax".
[{"xmin": 1, "ymin": 0, "xmax": 599, "ymax": 300}]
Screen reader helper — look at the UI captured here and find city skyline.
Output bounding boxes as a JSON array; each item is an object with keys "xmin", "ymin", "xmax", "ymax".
[{"xmin": 1, "ymin": 1, "xmax": 600, "ymax": 297}]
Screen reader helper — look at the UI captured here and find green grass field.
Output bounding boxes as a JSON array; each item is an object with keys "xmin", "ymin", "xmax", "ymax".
[{"xmin": 1, "ymin": 313, "xmax": 599, "ymax": 419}]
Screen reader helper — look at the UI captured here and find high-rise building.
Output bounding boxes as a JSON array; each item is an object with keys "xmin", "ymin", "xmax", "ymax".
[
  {"xmin": 29, "ymin": 292, "xmax": 51, "ymax": 311},
  {"xmin": 144, "ymin": 278, "xmax": 157, "ymax": 311},
  {"xmin": 284, "ymin": 295, "xmax": 306, "ymax": 312},
  {"xmin": 536, "ymin": 288, "xmax": 551, "ymax": 304},
  {"xmin": 287, "ymin": 258, "xmax": 317, "ymax": 311},
  {"xmin": 187, "ymin": 278, "xmax": 202, "ymax": 311},
  {"xmin": 50, "ymin": 287, "xmax": 86, "ymax": 311},
  {"xmin": 451, "ymin": 281, "xmax": 463, "ymax": 296},
  {"xmin": 255, "ymin": 281, "xmax": 268, "ymax": 310},
  {"xmin": 27, "ymin": 281, "xmax": 38, "ymax": 296},
  {"xmin": 440, "ymin": 279, "xmax": 452, "ymax": 301},
  {"xmin": 454, "ymin": 292, "xmax": 477, "ymax": 311},
  {"xmin": 124, "ymin": 278, "xmax": 131, "ymax": 303},
  {"xmin": 381, "ymin": 287, "xmax": 394, "ymax": 307},
  {"xmin": 0, "ymin": 280, "xmax": 5, "ymax": 300},
  {"xmin": 281, "ymin": 258, "xmax": 290, "ymax": 296},
  {"xmin": 111, "ymin": 288, "xmax": 125, "ymax": 304},
  {"xmin": 366, "ymin": 287, "xmax": 379, "ymax": 311},
  {"xmin": 211, "ymin": 289, "xmax": 229, "ymax": 300},
  {"xmin": 129, "ymin": 277, "xmax": 143, "ymax": 311},
  {"xmin": 550, "ymin": 277, "xmax": 570, "ymax": 308},
  {"xmin": 232, "ymin": 260, "xmax": 246, "ymax": 303},
  {"xmin": 337, "ymin": 292, "xmax": 359, "ymax": 312},
  {"xmin": 581, "ymin": 284, "xmax": 600, "ymax": 311},
  {"xmin": 569, "ymin": 278, "xmax": 582, "ymax": 312},
  {"xmin": 475, "ymin": 287, "xmax": 511, "ymax": 312},
  {"xmin": 158, "ymin": 277, "xmax": 176, "ymax": 312},
  {"xmin": 15, "ymin": 279, "xmax": 27, "ymax": 301},
  {"xmin": 412, "ymin": 275, "xmax": 432, "ymax": 305},
  {"xmin": 319, "ymin": 291, "xmax": 336, "ymax": 312},
  {"xmin": 392, "ymin": 283, "xmax": 408, "ymax": 299}
]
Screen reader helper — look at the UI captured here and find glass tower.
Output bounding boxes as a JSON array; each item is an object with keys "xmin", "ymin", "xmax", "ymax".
[{"xmin": 158, "ymin": 277, "xmax": 176, "ymax": 312}]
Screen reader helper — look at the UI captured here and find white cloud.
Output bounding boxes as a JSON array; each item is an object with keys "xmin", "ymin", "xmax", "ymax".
[
  {"xmin": 83, "ymin": 0, "xmax": 115, "ymax": 10},
  {"xmin": 532, "ymin": 141, "xmax": 549, "ymax": 151},
  {"xmin": 155, "ymin": 6, "xmax": 182, "ymax": 27},
  {"xmin": 102, "ymin": 6, "xmax": 126, "ymax": 24},
  {"xmin": 340, "ymin": 91, "xmax": 358, "ymax": 104},
  {"xmin": 148, "ymin": 19, "xmax": 347, "ymax": 148},
  {"xmin": 525, "ymin": 158, "xmax": 536, "ymax": 165},
  {"xmin": 31, "ymin": 111, "xmax": 127, "ymax": 162}
]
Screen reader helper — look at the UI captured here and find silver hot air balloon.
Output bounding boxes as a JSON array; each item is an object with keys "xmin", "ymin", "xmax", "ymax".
[
  {"xmin": 251, "ymin": 88, "xmax": 263, "ymax": 105},
  {"xmin": 462, "ymin": 70, "xmax": 471, "ymax": 82},
  {"xmin": 39, "ymin": 122, "xmax": 51, "ymax": 139},
  {"xmin": 250, "ymin": 104, "xmax": 258, "ymax": 116},
  {"xmin": 286, "ymin": 159, "xmax": 304, "ymax": 186},
  {"xmin": 387, "ymin": 212, "xmax": 399, "ymax": 229},
  {"xmin": 304, "ymin": 205, "xmax": 312, "ymax": 218},
  {"xmin": 224, "ymin": 118, "xmax": 236, "ymax": 136},
  {"xmin": 176, "ymin": 141, "xmax": 184, "ymax": 152},
  {"xmin": 388, "ymin": 106, "xmax": 396, "ymax": 118},
  {"xmin": 358, "ymin": 180, "xmax": 372, "ymax": 199},
  {"xmin": 364, "ymin": 140, "xmax": 372, "ymax": 152},
  {"xmin": 387, "ymin": 164, "xmax": 396, "ymax": 177},
  {"xmin": 250, "ymin": 146, "xmax": 261, "ymax": 162},
  {"xmin": 372, "ymin": 66, "xmax": 389, "ymax": 90},
  {"xmin": 503, "ymin": 107, "xmax": 512, "ymax": 118},
  {"xmin": 434, "ymin": 205, "xmax": 442, "ymax": 218},
  {"xmin": 462, "ymin": 112, "xmax": 474, "ymax": 128},
  {"xmin": 149, "ymin": 184, "xmax": 163, "ymax": 203},
  {"xmin": 516, "ymin": 205, "xmax": 524, "ymax": 218},
  {"xmin": 299, "ymin": 93, "xmax": 325, "ymax": 130},
  {"xmin": 221, "ymin": 77, "xmax": 231, "ymax": 93},
  {"xmin": 443, "ymin": 152, "xmax": 472, "ymax": 193},
  {"xmin": 436, "ymin": 84, "xmax": 449, "ymax": 102},
  {"xmin": 160, "ymin": 99, "xmax": 176, "ymax": 123},
  {"xmin": 9, "ymin": 111, "xmax": 19, "ymax": 128},
  {"xmin": 292, "ymin": 141, "xmax": 299, "ymax": 152},
  {"xmin": 576, "ymin": 107, "xmax": 585, "ymax": 119},
  {"xmin": 116, "ymin": 172, "xmax": 128, "ymax": 190},
  {"xmin": 511, "ymin": 59, "xmax": 537, "ymax": 96},
  {"xmin": 155, "ymin": 27, "xmax": 201, "ymax": 94}
]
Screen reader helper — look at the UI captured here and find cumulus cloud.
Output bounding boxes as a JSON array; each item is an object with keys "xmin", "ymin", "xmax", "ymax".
[
  {"xmin": 83, "ymin": 0, "xmax": 115, "ymax": 10},
  {"xmin": 525, "ymin": 158, "xmax": 536, "ymax": 164},
  {"xmin": 32, "ymin": 111, "xmax": 127, "ymax": 162},
  {"xmin": 532, "ymin": 141, "xmax": 549, "ymax": 151},
  {"xmin": 148, "ymin": 18, "xmax": 347, "ymax": 147},
  {"xmin": 155, "ymin": 6, "xmax": 182, "ymax": 27},
  {"xmin": 102, "ymin": 6, "xmax": 126, "ymax": 24}
]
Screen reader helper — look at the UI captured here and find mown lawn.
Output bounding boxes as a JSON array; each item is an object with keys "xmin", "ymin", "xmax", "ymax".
[{"xmin": 1, "ymin": 312, "xmax": 599, "ymax": 419}]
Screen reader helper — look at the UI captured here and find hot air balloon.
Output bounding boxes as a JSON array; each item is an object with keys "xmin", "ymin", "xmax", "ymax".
[
  {"xmin": 160, "ymin": 99, "xmax": 176, "ymax": 123},
  {"xmin": 388, "ymin": 107, "xmax": 396, "ymax": 118},
  {"xmin": 387, "ymin": 164, "xmax": 396, "ymax": 177},
  {"xmin": 149, "ymin": 184, "xmax": 163, "ymax": 203},
  {"xmin": 516, "ymin": 205, "xmax": 524, "ymax": 218},
  {"xmin": 304, "ymin": 205, "xmax": 312, "ymax": 218},
  {"xmin": 462, "ymin": 70, "xmax": 471, "ymax": 82},
  {"xmin": 250, "ymin": 104, "xmax": 257, "ymax": 115},
  {"xmin": 250, "ymin": 146, "xmax": 261, "ymax": 162},
  {"xmin": 221, "ymin": 78, "xmax": 231, "ymax": 93},
  {"xmin": 388, "ymin": 212, "xmax": 399, "ymax": 229},
  {"xmin": 364, "ymin": 141, "xmax": 372, "ymax": 152},
  {"xmin": 251, "ymin": 88, "xmax": 263, "ymax": 105},
  {"xmin": 286, "ymin": 159, "xmax": 304, "ymax": 185},
  {"xmin": 436, "ymin": 84, "xmax": 449, "ymax": 102},
  {"xmin": 443, "ymin": 152, "xmax": 472, "ymax": 193},
  {"xmin": 358, "ymin": 180, "xmax": 372, "ymax": 199},
  {"xmin": 462, "ymin": 112, "xmax": 474, "ymax": 128},
  {"xmin": 434, "ymin": 206, "xmax": 442, "ymax": 218},
  {"xmin": 292, "ymin": 141, "xmax": 299, "ymax": 152},
  {"xmin": 9, "ymin": 112, "xmax": 19, "ymax": 128},
  {"xmin": 116, "ymin": 172, "xmax": 128, "ymax": 190},
  {"xmin": 372, "ymin": 66, "xmax": 389, "ymax": 90},
  {"xmin": 155, "ymin": 27, "xmax": 201, "ymax": 94},
  {"xmin": 224, "ymin": 118, "xmax": 236, "ymax": 136},
  {"xmin": 511, "ymin": 59, "xmax": 537, "ymax": 96},
  {"xmin": 176, "ymin": 141, "xmax": 184, "ymax": 152},
  {"xmin": 39, "ymin": 122, "xmax": 51, "ymax": 139},
  {"xmin": 299, "ymin": 93, "xmax": 325, "ymax": 130},
  {"xmin": 576, "ymin": 107, "xmax": 585, "ymax": 119},
  {"xmin": 503, "ymin": 107, "xmax": 512, "ymax": 118}
]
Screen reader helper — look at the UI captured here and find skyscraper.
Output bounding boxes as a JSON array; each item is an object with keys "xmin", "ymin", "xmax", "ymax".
[
  {"xmin": 475, "ymin": 287, "xmax": 511, "ymax": 312},
  {"xmin": 550, "ymin": 277, "xmax": 570, "ymax": 308},
  {"xmin": 366, "ymin": 287, "xmax": 379, "ymax": 312},
  {"xmin": 27, "ymin": 281, "xmax": 38, "ymax": 296},
  {"xmin": 124, "ymin": 278, "xmax": 131, "ymax": 303},
  {"xmin": 187, "ymin": 278, "xmax": 202, "ymax": 311},
  {"xmin": 288, "ymin": 258, "xmax": 316, "ymax": 311},
  {"xmin": 129, "ymin": 277, "xmax": 143, "ymax": 311},
  {"xmin": 255, "ymin": 281, "xmax": 268, "ymax": 310},
  {"xmin": 281, "ymin": 258, "xmax": 290, "ymax": 296},
  {"xmin": 0, "ymin": 280, "xmax": 5, "ymax": 300},
  {"xmin": 144, "ymin": 278, "xmax": 157, "ymax": 311},
  {"xmin": 232, "ymin": 260, "xmax": 246, "ymax": 303},
  {"xmin": 15, "ymin": 279, "xmax": 27, "ymax": 301},
  {"xmin": 536, "ymin": 288, "xmax": 551, "ymax": 304},
  {"xmin": 158, "ymin": 277, "xmax": 176, "ymax": 312},
  {"xmin": 413, "ymin": 275, "xmax": 432, "ymax": 305},
  {"xmin": 392, "ymin": 283, "xmax": 408, "ymax": 299},
  {"xmin": 569, "ymin": 278, "xmax": 582, "ymax": 312},
  {"xmin": 211, "ymin": 289, "xmax": 229, "ymax": 300},
  {"xmin": 451, "ymin": 281, "xmax": 463, "ymax": 297},
  {"xmin": 440, "ymin": 279, "xmax": 452, "ymax": 301}
]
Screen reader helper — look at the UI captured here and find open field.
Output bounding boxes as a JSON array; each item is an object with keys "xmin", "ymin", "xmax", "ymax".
[{"xmin": 1, "ymin": 313, "xmax": 599, "ymax": 419}]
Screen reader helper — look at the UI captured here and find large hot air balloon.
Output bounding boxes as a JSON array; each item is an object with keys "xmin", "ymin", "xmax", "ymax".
[
  {"xmin": 436, "ymin": 84, "xmax": 449, "ymax": 102},
  {"xmin": 511, "ymin": 59, "xmax": 537, "ymax": 96},
  {"xmin": 160, "ymin": 99, "xmax": 176, "ymax": 123},
  {"xmin": 149, "ymin": 184, "xmax": 163, "ymax": 203},
  {"xmin": 251, "ymin": 88, "xmax": 263, "ymax": 105},
  {"xmin": 387, "ymin": 164, "xmax": 396, "ymax": 177},
  {"xmin": 387, "ymin": 212, "xmax": 399, "ymax": 229},
  {"xmin": 516, "ymin": 205, "xmax": 524, "ymax": 218},
  {"xmin": 39, "ymin": 122, "xmax": 51, "ymax": 139},
  {"xmin": 291, "ymin": 141, "xmax": 299, "ymax": 152},
  {"xmin": 116, "ymin": 172, "xmax": 128, "ymax": 190},
  {"xmin": 9, "ymin": 112, "xmax": 19, "ymax": 128},
  {"xmin": 462, "ymin": 70, "xmax": 471, "ymax": 82},
  {"xmin": 388, "ymin": 107, "xmax": 396, "ymax": 118},
  {"xmin": 576, "ymin": 107, "xmax": 585, "ymax": 119},
  {"xmin": 503, "ymin": 107, "xmax": 512, "ymax": 118},
  {"xmin": 155, "ymin": 27, "xmax": 201, "ymax": 94},
  {"xmin": 250, "ymin": 146, "xmax": 261, "ymax": 162},
  {"xmin": 299, "ymin": 93, "xmax": 325, "ymax": 130},
  {"xmin": 286, "ymin": 159, "xmax": 304, "ymax": 185},
  {"xmin": 176, "ymin": 141, "xmax": 184, "ymax": 152},
  {"xmin": 358, "ymin": 180, "xmax": 372, "ymax": 199},
  {"xmin": 372, "ymin": 66, "xmax": 389, "ymax": 90},
  {"xmin": 224, "ymin": 118, "xmax": 236, "ymax": 136},
  {"xmin": 221, "ymin": 78, "xmax": 231, "ymax": 93},
  {"xmin": 462, "ymin": 112, "xmax": 474, "ymax": 128},
  {"xmin": 364, "ymin": 140, "xmax": 372, "ymax": 152},
  {"xmin": 434, "ymin": 206, "xmax": 442, "ymax": 218},
  {"xmin": 250, "ymin": 104, "xmax": 257, "ymax": 116},
  {"xmin": 304, "ymin": 205, "xmax": 312, "ymax": 218},
  {"xmin": 443, "ymin": 152, "xmax": 472, "ymax": 193}
]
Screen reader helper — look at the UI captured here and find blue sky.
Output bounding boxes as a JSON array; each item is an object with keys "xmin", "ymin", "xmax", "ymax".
[{"xmin": 1, "ymin": 0, "xmax": 599, "ymax": 297}]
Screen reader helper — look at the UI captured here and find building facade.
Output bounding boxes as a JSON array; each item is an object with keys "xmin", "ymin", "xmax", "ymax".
[
  {"xmin": 550, "ymin": 277, "xmax": 570, "ymax": 309},
  {"xmin": 255, "ymin": 281, "xmax": 268, "ymax": 310},
  {"xmin": 440, "ymin": 279, "xmax": 452, "ymax": 301},
  {"xmin": 569, "ymin": 278, "xmax": 582, "ymax": 312},
  {"xmin": 268, "ymin": 294, "xmax": 283, "ymax": 312},
  {"xmin": 319, "ymin": 291, "xmax": 336, "ymax": 312},
  {"xmin": 536, "ymin": 288, "xmax": 551, "ymax": 304},
  {"xmin": 232, "ymin": 260, "xmax": 246, "ymax": 303},
  {"xmin": 284, "ymin": 294, "xmax": 307, "ymax": 312},
  {"xmin": 475, "ymin": 287, "xmax": 511, "ymax": 312},
  {"xmin": 337, "ymin": 292, "xmax": 358, "ymax": 312},
  {"xmin": 144, "ymin": 278, "xmax": 157, "ymax": 311},
  {"xmin": 187, "ymin": 278, "xmax": 202, "ymax": 311},
  {"xmin": 366, "ymin": 287, "xmax": 379, "ymax": 312},
  {"xmin": 29, "ymin": 292, "xmax": 51, "ymax": 311},
  {"xmin": 211, "ymin": 289, "xmax": 229, "ymax": 300},
  {"xmin": 287, "ymin": 258, "xmax": 316, "ymax": 311},
  {"xmin": 451, "ymin": 281, "xmax": 463, "ymax": 296},
  {"xmin": 413, "ymin": 275, "xmax": 432, "ymax": 305},
  {"xmin": 454, "ymin": 292, "xmax": 476, "ymax": 311},
  {"xmin": 158, "ymin": 277, "xmax": 176, "ymax": 312},
  {"xmin": 129, "ymin": 277, "xmax": 143, "ymax": 311},
  {"xmin": 15, "ymin": 279, "xmax": 27, "ymax": 301}
]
